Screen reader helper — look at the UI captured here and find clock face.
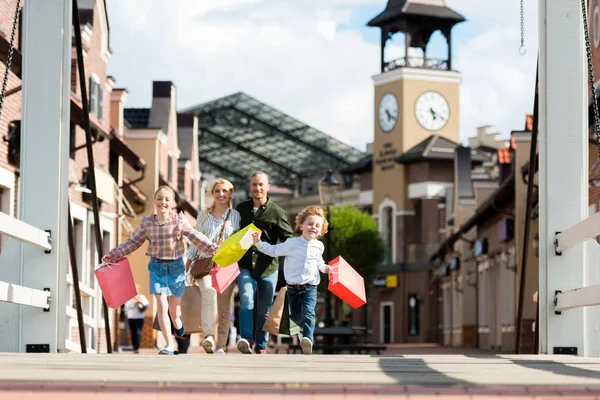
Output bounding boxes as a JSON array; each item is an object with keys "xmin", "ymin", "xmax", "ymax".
[
  {"xmin": 415, "ymin": 91, "xmax": 450, "ymax": 131},
  {"xmin": 378, "ymin": 92, "xmax": 398, "ymax": 133}
]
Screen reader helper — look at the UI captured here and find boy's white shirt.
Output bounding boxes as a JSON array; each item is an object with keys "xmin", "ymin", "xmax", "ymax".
[{"xmin": 255, "ymin": 236, "xmax": 327, "ymax": 286}]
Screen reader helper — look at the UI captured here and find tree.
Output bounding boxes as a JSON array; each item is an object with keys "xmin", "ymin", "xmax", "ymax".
[{"xmin": 325, "ymin": 204, "xmax": 384, "ymax": 286}]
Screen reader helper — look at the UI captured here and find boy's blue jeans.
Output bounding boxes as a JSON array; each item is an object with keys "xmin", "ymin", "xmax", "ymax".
[
  {"xmin": 237, "ymin": 268, "xmax": 278, "ymax": 350},
  {"xmin": 287, "ymin": 285, "xmax": 317, "ymax": 342}
]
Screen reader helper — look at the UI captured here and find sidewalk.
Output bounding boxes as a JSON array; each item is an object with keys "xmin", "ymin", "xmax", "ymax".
[{"xmin": 2, "ymin": 345, "xmax": 600, "ymax": 399}]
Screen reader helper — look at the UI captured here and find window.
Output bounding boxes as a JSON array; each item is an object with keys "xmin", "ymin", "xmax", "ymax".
[
  {"xmin": 69, "ymin": 124, "xmax": 77, "ymax": 159},
  {"xmin": 73, "ymin": 219, "xmax": 84, "ymax": 282},
  {"xmin": 89, "ymin": 76, "xmax": 103, "ymax": 121},
  {"xmin": 167, "ymin": 155, "xmax": 173, "ymax": 183},
  {"xmin": 382, "ymin": 206, "xmax": 393, "ymax": 264}
]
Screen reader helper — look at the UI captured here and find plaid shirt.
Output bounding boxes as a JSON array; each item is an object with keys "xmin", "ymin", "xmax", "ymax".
[{"xmin": 105, "ymin": 213, "xmax": 217, "ymax": 262}]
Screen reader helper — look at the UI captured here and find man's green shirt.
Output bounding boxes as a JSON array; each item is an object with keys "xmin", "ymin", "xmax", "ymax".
[{"xmin": 236, "ymin": 197, "xmax": 293, "ymax": 278}]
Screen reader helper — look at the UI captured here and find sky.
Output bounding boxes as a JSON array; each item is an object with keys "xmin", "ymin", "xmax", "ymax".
[{"xmin": 105, "ymin": 0, "xmax": 538, "ymax": 153}]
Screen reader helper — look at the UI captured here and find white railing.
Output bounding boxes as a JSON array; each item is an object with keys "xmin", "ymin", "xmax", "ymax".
[
  {"xmin": 112, "ymin": 179, "xmax": 136, "ymax": 233},
  {"xmin": 554, "ymin": 212, "xmax": 600, "ymax": 312},
  {"xmin": 0, "ymin": 211, "xmax": 52, "ymax": 309}
]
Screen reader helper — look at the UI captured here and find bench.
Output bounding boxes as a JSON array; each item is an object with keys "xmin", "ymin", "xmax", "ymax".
[{"xmin": 288, "ymin": 344, "xmax": 387, "ymax": 355}]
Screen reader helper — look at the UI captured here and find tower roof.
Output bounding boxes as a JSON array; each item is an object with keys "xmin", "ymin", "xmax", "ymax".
[{"xmin": 367, "ymin": 0, "xmax": 465, "ymax": 28}]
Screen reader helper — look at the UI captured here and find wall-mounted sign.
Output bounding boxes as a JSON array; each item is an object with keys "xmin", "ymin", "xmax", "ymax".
[
  {"xmin": 449, "ymin": 256, "xmax": 460, "ymax": 271},
  {"xmin": 386, "ymin": 275, "xmax": 398, "ymax": 288},
  {"xmin": 373, "ymin": 278, "xmax": 386, "ymax": 287},
  {"xmin": 474, "ymin": 238, "xmax": 488, "ymax": 256},
  {"xmin": 374, "ymin": 142, "xmax": 398, "ymax": 172},
  {"xmin": 373, "ymin": 275, "xmax": 399, "ymax": 288}
]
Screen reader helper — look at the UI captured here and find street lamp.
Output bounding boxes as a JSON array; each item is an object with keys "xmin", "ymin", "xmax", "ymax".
[{"xmin": 318, "ymin": 170, "xmax": 339, "ymax": 329}]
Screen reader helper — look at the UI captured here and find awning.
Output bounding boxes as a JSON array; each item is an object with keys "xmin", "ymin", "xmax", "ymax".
[
  {"xmin": 0, "ymin": 33, "xmax": 22, "ymax": 78},
  {"xmin": 430, "ymin": 174, "xmax": 515, "ymax": 262}
]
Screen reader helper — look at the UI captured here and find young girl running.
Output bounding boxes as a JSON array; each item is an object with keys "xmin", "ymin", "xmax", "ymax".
[
  {"xmin": 103, "ymin": 185, "xmax": 218, "ymax": 355},
  {"xmin": 251, "ymin": 205, "xmax": 331, "ymax": 355}
]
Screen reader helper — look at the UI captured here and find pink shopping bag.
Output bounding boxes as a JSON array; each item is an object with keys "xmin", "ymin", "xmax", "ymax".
[
  {"xmin": 94, "ymin": 258, "xmax": 137, "ymax": 308},
  {"xmin": 328, "ymin": 256, "xmax": 367, "ymax": 309},
  {"xmin": 211, "ymin": 262, "xmax": 240, "ymax": 294}
]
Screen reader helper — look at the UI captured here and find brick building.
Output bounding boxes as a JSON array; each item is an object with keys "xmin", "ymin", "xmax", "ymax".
[{"xmin": 0, "ymin": 0, "xmax": 22, "ymax": 227}]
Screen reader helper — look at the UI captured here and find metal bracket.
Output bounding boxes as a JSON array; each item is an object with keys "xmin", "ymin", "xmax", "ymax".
[
  {"xmin": 554, "ymin": 231, "xmax": 562, "ymax": 256},
  {"xmin": 554, "ymin": 290, "xmax": 562, "ymax": 315},
  {"xmin": 553, "ymin": 346, "xmax": 577, "ymax": 355},
  {"xmin": 43, "ymin": 288, "xmax": 51, "ymax": 312},
  {"xmin": 26, "ymin": 344, "xmax": 49, "ymax": 353},
  {"xmin": 44, "ymin": 230, "xmax": 52, "ymax": 254}
]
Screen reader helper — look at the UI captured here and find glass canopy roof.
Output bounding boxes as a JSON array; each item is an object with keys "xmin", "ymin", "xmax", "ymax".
[{"xmin": 183, "ymin": 92, "xmax": 366, "ymax": 189}]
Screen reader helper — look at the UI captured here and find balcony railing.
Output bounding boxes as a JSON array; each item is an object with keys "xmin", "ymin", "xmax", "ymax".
[
  {"xmin": 383, "ymin": 57, "xmax": 448, "ymax": 72},
  {"xmin": 406, "ymin": 243, "xmax": 440, "ymax": 265},
  {"xmin": 377, "ymin": 243, "xmax": 440, "ymax": 273}
]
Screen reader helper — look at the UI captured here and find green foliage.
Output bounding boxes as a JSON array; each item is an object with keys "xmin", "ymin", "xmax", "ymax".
[{"xmin": 323, "ymin": 204, "xmax": 384, "ymax": 284}]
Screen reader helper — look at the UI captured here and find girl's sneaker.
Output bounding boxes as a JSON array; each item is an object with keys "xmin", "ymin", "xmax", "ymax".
[
  {"xmin": 202, "ymin": 336, "xmax": 215, "ymax": 354},
  {"xmin": 215, "ymin": 349, "xmax": 225, "ymax": 354},
  {"xmin": 300, "ymin": 337, "xmax": 313, "ymax": 355},
  {"xmin": 236, "ymin": 338, "xmax": 254, "ymax": 354}
]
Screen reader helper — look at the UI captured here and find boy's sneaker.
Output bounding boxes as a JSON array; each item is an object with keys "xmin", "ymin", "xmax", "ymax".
[
  {"xmin": 202, "ymin": 336, "xmax": 215, "ymax": 354},
  {"xmin": 300, "ymin": 337, "xmax": 313, "ymax": 355},
  {"xmin": 215, "ymin": 349, "xmax": 225, "ymax": 354},
  {"xmin": 237, "ymin": 338, "xmax": 254, "ymax": 354}
]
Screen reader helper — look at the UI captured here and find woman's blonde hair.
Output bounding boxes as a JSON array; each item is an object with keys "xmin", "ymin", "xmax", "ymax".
[
  {"xmin": 293, "ymin": 205, "xmax": 329, "ymax": 237},
  {"xmin": 207, "ymin": 178, "xmax": 235, "ymax": 212}
]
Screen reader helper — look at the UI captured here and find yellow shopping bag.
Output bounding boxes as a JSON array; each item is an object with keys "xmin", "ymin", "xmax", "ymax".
[{"xmin": 212, "ymin": 223, "xmax": 262, "ymax": 267}]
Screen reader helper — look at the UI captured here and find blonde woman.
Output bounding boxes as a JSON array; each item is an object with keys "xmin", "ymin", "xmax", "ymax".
[{"xmin": 186, "ymin": 178, "xmax": 241, "ymax": 353}]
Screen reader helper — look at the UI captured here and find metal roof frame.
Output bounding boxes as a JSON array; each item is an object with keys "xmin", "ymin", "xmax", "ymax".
[{"xmin": 183, "ymin": 92, "xmax": 365, "ymax": 186}]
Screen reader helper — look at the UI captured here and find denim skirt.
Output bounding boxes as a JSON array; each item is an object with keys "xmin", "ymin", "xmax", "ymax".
[{"xmin": 148, "ymin": 257, "xmax": 185, "ymax": 297}]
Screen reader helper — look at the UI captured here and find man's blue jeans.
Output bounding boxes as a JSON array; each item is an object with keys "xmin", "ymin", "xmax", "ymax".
[
  {"xmin": 237, "ymin": 268, "xmax": 278, "ymax": 350},
  {"xmin": 287, "ymin": 285, "xmax": 317, "ymax": 342}
]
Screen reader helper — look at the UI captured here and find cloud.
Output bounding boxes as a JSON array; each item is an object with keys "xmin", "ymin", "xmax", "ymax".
[{"xmin": 106, "ymin": 0, "xmax": 538, "ymax": 152}]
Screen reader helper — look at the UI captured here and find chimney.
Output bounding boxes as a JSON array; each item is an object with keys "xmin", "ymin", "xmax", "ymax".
[
  {"xmin": 110, "ymin": 88, "xmax": 128, "ymax": 136},
  {"xmin": 148, "ymin": 81, "xmax": 176, "ymax": 134}
]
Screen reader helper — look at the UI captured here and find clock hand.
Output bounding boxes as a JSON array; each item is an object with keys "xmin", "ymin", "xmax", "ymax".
[
  {"xmin": 429, "ymin": 108, "xmax": 437, "ymax": 120},
  {"xmin": 431, "ymin": 108, "xmax": 447, "ymax": 122},
  {"xmin": 385, "ymin": 110, "xmax": 397, "ymax": 122}
]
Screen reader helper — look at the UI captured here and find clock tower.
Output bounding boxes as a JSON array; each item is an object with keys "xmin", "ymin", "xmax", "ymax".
[{"xmin": 368, "ymin": 0, "xmax": 464, "ymax": 263}]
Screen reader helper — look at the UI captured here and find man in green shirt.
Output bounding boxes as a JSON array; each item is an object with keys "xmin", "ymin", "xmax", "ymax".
[{"xmin": 235, "ymin": 172, "xmax": 293, "ymax": 354}]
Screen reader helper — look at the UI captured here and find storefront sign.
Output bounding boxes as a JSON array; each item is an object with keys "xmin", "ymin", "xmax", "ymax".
[
  {"xmin": 373, "ymin": 274, "xmax": 399, "ymax": 288},
  {"xmin": 386, "ymin": 275, "xmax": 398, "ymax": 288}
]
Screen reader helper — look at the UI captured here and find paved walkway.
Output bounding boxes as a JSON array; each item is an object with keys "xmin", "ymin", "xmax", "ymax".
[{"xmin": 2, "ymin": 345, "xmax": 600, "ymax": 399}]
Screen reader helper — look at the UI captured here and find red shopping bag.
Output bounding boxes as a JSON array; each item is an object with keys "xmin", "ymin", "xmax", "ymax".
[
  {"xmin": 94, "ymin": 258, "xmax": 137, "ymax": 308},
  {"xmin": 328, "ymin": 256, "xmax": 367, "ymax": 309},
  {"xmin": 211, "ymin": 262, "xmax": 240, "ymax": 294}
]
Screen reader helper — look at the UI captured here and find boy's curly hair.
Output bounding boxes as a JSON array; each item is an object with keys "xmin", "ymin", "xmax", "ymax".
[{"xmin": 293, "ymin": 205, "xmax": 329, "ymax": 237}]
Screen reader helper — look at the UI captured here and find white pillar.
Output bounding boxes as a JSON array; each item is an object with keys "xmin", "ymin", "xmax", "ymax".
[
  {"xmin": 539, "ymin": 0, "xmax": 589, "ymax": 355},
  {"xmin": 18, "ymin": 0, "xmax": 72, "ymax": 352}
]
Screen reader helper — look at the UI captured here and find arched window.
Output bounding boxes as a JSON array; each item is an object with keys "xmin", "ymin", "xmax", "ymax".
[{"xmin": 378, "ymin": 198, "xmax": 397, "ymax": 264}]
